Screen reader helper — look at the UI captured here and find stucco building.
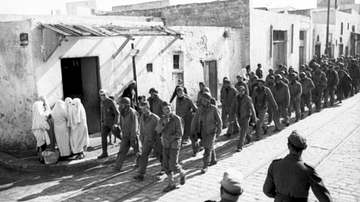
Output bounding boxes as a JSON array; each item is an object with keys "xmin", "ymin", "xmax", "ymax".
[
  {"xmin": 0, "ymin": 0, "xmax": 250, "ymax": 151},
  {"xmin": 312, "ymin": 8, "xmax": 360, "ymax": 58},
  {"xmin": 2, "ymin": 0, "xmax": 344, "ymax": 152}
]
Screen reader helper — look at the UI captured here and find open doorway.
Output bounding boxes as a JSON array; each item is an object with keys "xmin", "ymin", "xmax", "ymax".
[
  {"xmin": 204, "ymin": 61, "xmax": 218, "ymax": 100},
  {"xmin": 272, "ymin": 30, "xmax": 287, "ymax": 69},
  {"xmin": 61, "ymin": 57, "xmax": 101, "ymax": 134}
]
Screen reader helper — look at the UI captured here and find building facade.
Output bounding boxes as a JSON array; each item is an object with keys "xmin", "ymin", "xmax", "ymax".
[
  {"xmin": 312, "ymin": 8, "xmax": 360, "ymax": 59},
  {"xmin": 0, "ymin": 0, "xmax": 249, "ymax": 151}
]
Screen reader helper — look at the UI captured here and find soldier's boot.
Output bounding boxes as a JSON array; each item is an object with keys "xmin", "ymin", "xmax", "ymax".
[
  {"xmin": 163, "ymin": 173, "xmax": 176, "ymax": 192},
  {"xmin": 180, "ymin": 170, "xmax": 186, "ymax": 185}
]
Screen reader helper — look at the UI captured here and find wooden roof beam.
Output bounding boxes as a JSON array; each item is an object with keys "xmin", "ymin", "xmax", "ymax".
[{"xmin": 112, "ymin": 36, "xmax": 134, "ymax": 59}]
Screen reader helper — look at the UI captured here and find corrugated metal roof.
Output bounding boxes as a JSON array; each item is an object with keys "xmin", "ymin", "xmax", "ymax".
[{"xmin": 40, "ymin": 23, "xmax": 182, "ymax": 37}]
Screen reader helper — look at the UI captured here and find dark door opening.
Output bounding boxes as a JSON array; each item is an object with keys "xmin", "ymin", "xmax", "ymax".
[
  {"xmin": 61, "ymin": 57, "xmax": 101, "ymax": 134},
  {"xmin": 204, "ymin": 60, "xmax": 218, "ymax": 100},
  {"xmin": 315, "ymin": 44, "xmax": 321, "ymax": 60},
  {"xmin": 273, "ymin": 41, "xmax": 287, "ymax": 69}
]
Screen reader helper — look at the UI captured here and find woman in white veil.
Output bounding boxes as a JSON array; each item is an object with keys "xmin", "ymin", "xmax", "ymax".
[
  {"xmin": 68, "ymin": 98, "xmax": 90, "ymax": 159},
  {"xmin": 52, "ymin": 100, "xmax": 71, "ymax": 158},
  {"xmin": 32, "ymin": 101, "xmax": 51, "ymax": 163},
  {"xmin": 38, "ymin": 95, "xmax": 56, "ymax": 150}
]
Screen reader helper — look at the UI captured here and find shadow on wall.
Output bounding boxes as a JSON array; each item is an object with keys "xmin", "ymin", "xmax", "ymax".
[
  {"xmin": 113, "ymin": 36, "xmax": 158, "ymax": 99},
  {"xmin": 99, "ymin": 36, "xmax": 147, "ymax": 95}
]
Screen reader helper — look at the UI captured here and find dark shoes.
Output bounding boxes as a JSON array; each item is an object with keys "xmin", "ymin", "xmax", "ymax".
[
  {"xmin": 180, "ymin": 171, "xmax": 186, "ymax": 185},
  {"xmin": 75, "ymin": 153, "xmax": 85, "ymax": 160},
  {"xmin": 163, "ymin": 185, "xmax": 176, "ymax": 192},
  {"xmin": 209, "ymin": 161, "xmax": 217, "ymax": 166},
  {"xmin": 245, "ymin": 135, "xmax": 252, "ymax": 145},
  {"xmin": 201, "ymin": 168, "xmax": 208, "ymax": 174},
  {"xmin": 157, "ymin": 170, "xmax": 165, "ymax": 176},
  {"xmin": 97, "ymin": 153, "xmax": 108, "ymax": 159},
  {"xmin": 133, "ymin": 175, "xmax": 144, "ymax": 181},
  {"xmin": 112, "ymin": 167, "xmax": 121, "ymax": 172}
]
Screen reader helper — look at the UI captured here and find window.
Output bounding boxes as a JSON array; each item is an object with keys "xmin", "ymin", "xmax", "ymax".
[
  {"xmin": 339, "ymin": 44, "xmax": 344, "ymax": 55},
  {"xmin": 341, "ymin": 23, "xmax": 343, "ymax": 35},
  {"xmin": 340, "ymin": 37, "xmax": 342, "ymax": 43},
  {"xmin": 173, "ymin": 55, "xmax": 180, "ymax": 69},
  {"xmin": 347, "ymin": 23, "xmax": 349, "ymax": 30},
  {"xmin": 299, "ymin": 31, "xmax": 305, "ymax": 40},
  {"xmin": 273, "ymin": 30, "xmax": 286, "ymax": 41},
  {"xmin": 146, "ymin": 63, "xmax": 153, "ymax": 72},
  {"xmin": 352, "ymin": 25, "xmax": 355, "ymax": 32}
]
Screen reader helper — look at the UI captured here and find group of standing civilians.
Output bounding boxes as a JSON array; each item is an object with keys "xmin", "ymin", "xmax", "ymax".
[{"xmin": 31, "ymin": 96, "xmax": 89, "ymax": 163}]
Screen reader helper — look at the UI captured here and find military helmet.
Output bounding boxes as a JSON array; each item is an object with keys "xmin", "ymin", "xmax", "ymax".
[
  {"xmin": 202, "ymin": 92, "xmax": 212, "ymax": 102},
  {"xmin": 274, "ymin": 74, "xmax": 283, "ymax": 80},
  {"xmin": 120, "ymin": 97, "xmax": 131, "ymax": 105}
]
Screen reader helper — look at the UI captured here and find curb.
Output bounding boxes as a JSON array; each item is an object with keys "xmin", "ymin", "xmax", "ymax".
[
  {"xmin": 0, "ymin": 129, "xmax": 229, "ymax": 173},
  {"xmin": 0, "ymin": 151, "xmax": 119, "ymax": 172}
]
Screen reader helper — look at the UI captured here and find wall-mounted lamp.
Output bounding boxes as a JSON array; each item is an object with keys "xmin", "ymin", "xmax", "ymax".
[
  {"xmin": 20, "ymin": 33, "xmax": 29, "ymax": 46},
  {"xmin": 129, "ymin": 49, "xmax": 139, "ymax": 57}
]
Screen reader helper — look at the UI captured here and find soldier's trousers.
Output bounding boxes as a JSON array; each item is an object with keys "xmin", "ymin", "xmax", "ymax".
[
  {"xmin": 237, "ymin": 117, "xmax": 251, "ymax": 149},
  {"xmin": 101, "ymin": 125, "xmax": 112, "ymax": 154},
  {"xmin": 324, "ymin": 86, "xmax": 336, "ymax": 106},
  {"xmin": 313, "ymin": 85, "xmax": 324, "ymax": 111},
  {"xmin": 267, "ymin": 105, "xmax": 274, "ymax": 124},
  {"xmin": 114, "ymin": 135, "xmax": 141, "ymax": 170},
  {"xmin": 288, "ymin": 98, "xmax": 300, "ymax": 121},
  {"xmin": 163, "ymin": 147, "xmax": 183, "ymax": 175},
  {"xmin": 138, "ymin": 140, "xmax": 162, "ymax": 176},
  {"xmin": 351, "ymin": 78, "xmax": 359, "ymax": 95},
  {"xmin": 300, "ymin": 93, "xmax": 312, "ymax": 114},
  {"xmin": 201, "ymin": 131, "xmax": 216, "ymax": 168},
  {"xmin": 222, "ymin": 106, "xmax": 239, "ymax": 134},
  {"xmin": 274, "ymin": 103, "xmax": 289, "ymax": 129},
  {"xmin": 255, "ymin": 108, "xmax": 267, "ymax": 138}
]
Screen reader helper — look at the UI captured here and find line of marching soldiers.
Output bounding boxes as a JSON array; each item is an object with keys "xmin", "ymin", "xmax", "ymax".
[{"xmin": 96, "ymin": 54, "xmax": 359, "ymax": 193}]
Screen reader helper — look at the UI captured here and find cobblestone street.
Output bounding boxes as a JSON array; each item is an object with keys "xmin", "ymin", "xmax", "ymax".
[{"xmin": 0, "ymin": 94, "xmax": 359, "ymax": 202}]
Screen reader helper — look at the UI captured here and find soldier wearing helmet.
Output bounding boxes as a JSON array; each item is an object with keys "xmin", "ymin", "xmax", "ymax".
[
  {"xmin": 312, "ymin": 63, "xmax": 327, "ymax": 112},
  {"xmin": 252, "ymin": 78, "xmax": 277, "ymax": 139},
  {"xmin": 147, "ymin": 87, "xmax": 165, "ymax": 117},
  {"xmin": 97, "ymin": 89, "xmax": 120, "ymax": 159},
  {"xmin": 324, "ymin": 64, "xmax": 339, "ymax": 108},
  {"xmin": 191, "ymin": 91, "xmax": 222, "ymax": 173},
  {"xmin": 299, "ymin": 72, "xmax": 315, "ymax": 117},
  {"xmin": 270, "ymin": 74, "xmax": 290, "ymax": 131},
  {"xmin": 133, "ymin": 101, "xmax": 161, "ymax": 181},
  {"xmin": 230, "ymin": 85, "xmax": 257, "ymax": 152},
  {"xmin": 288, "ymin": 73, "xmax": 302, "ymax": 122},
  {"xmin": 113, "ymin": 97, "xmax": 142, "ymax": 172},
  {"xmin": 221, "ymin": 77, "xmax": 239, "ymax": 138},
  {"xmin": 175, "ymin": 86, "xmax": 198, "ymax": 155},
  {"xmin": 156, "ymin": 101, "xmax": 186, "ymax": 192}
]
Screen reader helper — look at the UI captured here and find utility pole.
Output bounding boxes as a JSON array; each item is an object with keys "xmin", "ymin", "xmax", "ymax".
[
  {"xmin": 325, "ymin": 0, "xmax": 331, "ymax": 56},
  {"xmin": 131, "ymin": 43, "xmax": 139, "ymax": 108}
]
